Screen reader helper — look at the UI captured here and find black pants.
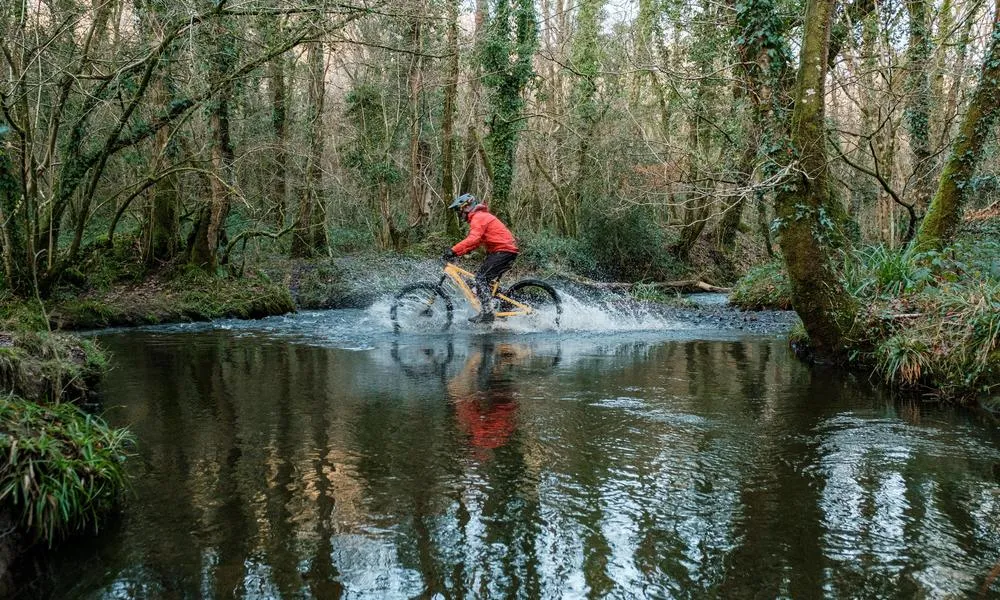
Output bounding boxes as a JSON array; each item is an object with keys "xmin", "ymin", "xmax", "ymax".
[{"xmin": 475, "ymin": 252, "xmax": 517, "ymax": 313}]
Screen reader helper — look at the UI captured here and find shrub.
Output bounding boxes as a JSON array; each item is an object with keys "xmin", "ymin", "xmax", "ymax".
[
  {"xmin": 730, "ymin": 261, "xmax": 792, "ymax": 310},
  {"xmin": 846, "ymin": 238, "xmax": 1000, "ymax": 400},
  {"xmin": 328, "ymin": 227, "xmax": 375, "ymax": 254},
  {"xmin": 580, "ymin": 205, "xmax": 680, "ymax": 281},
  {"xmin": 517, "ymin": 232, "xmax": 597, "ymax": 276}
]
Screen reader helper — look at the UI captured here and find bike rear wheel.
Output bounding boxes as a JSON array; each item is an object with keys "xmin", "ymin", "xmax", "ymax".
[
  {"xmin": 391, "ymin": 282, "xmax": 453, "ymax": 332},
  {"xmin": 500, "ymin": 279, "xmax": 562, "ymax": 329}
]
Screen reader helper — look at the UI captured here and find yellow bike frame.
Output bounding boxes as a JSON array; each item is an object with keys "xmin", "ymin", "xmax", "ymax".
[{"xmin": 440, "ymin": 262, "xmax": 533, "ymax": 319}]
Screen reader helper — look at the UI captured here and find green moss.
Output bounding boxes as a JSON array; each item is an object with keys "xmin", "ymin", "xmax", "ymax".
[
  {"xmin": 2, "ymin": 269, "xmax": 295, "ymax": 331},
  {"xmin": 0, "ymin": 295, "xmax": 49, "ymax": 332},
  {"xmin": 49, "ymin": 299, "xmax": 124, "ymax": 330},
  {"xmin": 172, "ymin": 272, "xmax": 294, "ymax": 320},
  {"xmin": 731, "ymin": 261, "xmax": 793, "ymax": 310},
  {"xmin": 0, "ymin": 331, "xmax": 108, "ymax": 404},
  {"xmin": 0, "ymin": 396, "xmax": 132, "ymax": 545}
]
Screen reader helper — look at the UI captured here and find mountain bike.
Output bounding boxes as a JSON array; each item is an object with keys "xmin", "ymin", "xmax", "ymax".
[{"xmin": 390, "ymin": 261, "xmax": 562, "ymax": 332}]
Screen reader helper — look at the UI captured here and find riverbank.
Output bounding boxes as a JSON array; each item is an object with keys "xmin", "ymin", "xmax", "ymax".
[
  {"xmin": 0, "ymin": 333, "xmax": 131, "ymax": 595},
  {"xmin": 730, "ymin": 219, "xmax": 1000, "ymax": 404}
]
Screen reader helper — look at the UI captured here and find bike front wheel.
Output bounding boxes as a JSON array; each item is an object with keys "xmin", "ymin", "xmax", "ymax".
[
  {"xmin": 391, "ymin": 282, "xmax": 453, "ymax": 332},
  {"xmin": 499, "ymin": 280, "xmax": 562, "ymax": 329}
]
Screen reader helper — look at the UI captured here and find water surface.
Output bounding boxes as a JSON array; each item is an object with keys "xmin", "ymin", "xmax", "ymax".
[{"xmin": 18, "ymin": 310, "xmax": 1000, "ymax": 598}]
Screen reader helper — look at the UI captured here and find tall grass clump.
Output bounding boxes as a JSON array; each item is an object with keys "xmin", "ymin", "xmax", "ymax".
[
  {"xmin": 0, "ymin": 397, "xmax": 132, "ymax": 544},
  {"xmin": 849, "ymin": 239, "xmax": 1000, "ymax": 400}
]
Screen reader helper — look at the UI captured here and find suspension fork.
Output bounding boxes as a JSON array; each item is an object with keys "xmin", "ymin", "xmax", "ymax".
[{"xmin": 421, "ymin": 272, "xmax": 447, "ymax": 307}]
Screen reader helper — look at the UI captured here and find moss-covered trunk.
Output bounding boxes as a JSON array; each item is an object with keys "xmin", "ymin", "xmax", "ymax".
[
  {"xmin": 189, "ymin": 13, "xmax": 236, "ymax": 270},
  {"xmin": 268, "ymin": 52, "xmax": 288, "ymax": 230},
  {"xmin": 481, "ymin": 0, "xmax": 538, "ymax": 219},
  {"xmin": 146, "ymin": 79, "xmax": 180, "ymax": 264},
  {"xmin": 905, "ymin": 0, "xmax": 934, "ymax": 217},
  {"xmin": 0, "ymin": 129, "xmax": 33, "ymax": 297},
  {"xmin": 915, "ymin": 0, "xmax": 1000, "ymax": 251},
  {"xmin": 774, "ymin": 0, "xmax": 857, "ymax": 362}
]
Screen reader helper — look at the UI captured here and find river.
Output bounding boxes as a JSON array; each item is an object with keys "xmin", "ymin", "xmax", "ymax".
[{"xmin": 15, "ymin": 307, "xmax": 1000, "ymax": 598}]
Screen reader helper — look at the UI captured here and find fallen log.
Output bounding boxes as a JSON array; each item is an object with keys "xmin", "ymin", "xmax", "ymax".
[{"xmin": 564, "ymin": 275, "xmax": 732, "ymax": 294}]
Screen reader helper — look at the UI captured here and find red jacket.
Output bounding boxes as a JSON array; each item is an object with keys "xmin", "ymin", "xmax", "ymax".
[{"xmin": 452, "ymin": 205, "xmax": 519, "ymax": 256}]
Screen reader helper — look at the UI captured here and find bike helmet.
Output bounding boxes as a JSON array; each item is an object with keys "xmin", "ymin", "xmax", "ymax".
[{"xmin": 448, "ymin": 193, "xmax": 480, "ymax": 215}]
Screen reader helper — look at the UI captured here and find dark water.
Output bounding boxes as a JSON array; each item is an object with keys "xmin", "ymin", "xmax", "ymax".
[{"xmin": 16, "ymin": 311, "xmax": 1000, "ymax": 599}]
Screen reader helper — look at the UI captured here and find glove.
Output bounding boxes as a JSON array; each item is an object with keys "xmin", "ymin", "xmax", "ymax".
[{"xmin": 442, "ymin": 248, "xmax": 457, "ymax": 261}]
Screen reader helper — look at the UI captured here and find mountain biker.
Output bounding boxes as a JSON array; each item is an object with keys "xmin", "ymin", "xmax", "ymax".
[{"xmin": 442, "ymin": 193, "xmax": 519, "ymax": 324}]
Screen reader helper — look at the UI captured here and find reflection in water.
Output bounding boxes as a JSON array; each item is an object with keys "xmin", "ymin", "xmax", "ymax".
[{"xmin": 16, "ymin": 331, "xmax": 1000, "ymax": 599}]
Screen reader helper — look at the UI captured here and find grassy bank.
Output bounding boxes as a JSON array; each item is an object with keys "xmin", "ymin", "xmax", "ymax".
[
  {"xmin": 0, "ymin": 330, "xmax": 131, "ymax": 591},
  {"xmin": 731, "ymin": 225, "xmax": 1000, "ymax": 403},
  {"xmin": 0, "ymin": 331, "xmax": 107, "ymax": 403},
  {"xmin": 44, "ymin": 269, "xmax": 294, "ymax": 330},
  {"xmin": 0, "ymin": 237, "xmax": 295, "ymax": 331}
]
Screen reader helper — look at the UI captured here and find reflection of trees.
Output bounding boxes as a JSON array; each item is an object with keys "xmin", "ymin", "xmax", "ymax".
[{"xmin": 32, "ymin": 333, "xmax": 1000, "ymax": 598}]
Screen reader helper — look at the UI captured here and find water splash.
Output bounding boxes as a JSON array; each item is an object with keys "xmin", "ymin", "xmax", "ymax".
[
  {"xmin": 550, "ymin": 290, "xmax": 684, "ymax": 332},
  {"xmin": 371, "ymin": 287, "xmax": 686, "ymax": 334}
]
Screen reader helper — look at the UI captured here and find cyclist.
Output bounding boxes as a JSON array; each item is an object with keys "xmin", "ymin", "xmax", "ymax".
[{"xmin": 442, "ymin": 193, "xmax": 519, "ymax": 324}]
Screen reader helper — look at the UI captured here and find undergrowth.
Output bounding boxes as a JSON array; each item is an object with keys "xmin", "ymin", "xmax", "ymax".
[
  {"xmin": 848, "ymin": 239, "xmax": 1000, "ymax": 400},
  {"xmin": 4, "ymin": 266, "xmax": 295, "ymax": 330}
]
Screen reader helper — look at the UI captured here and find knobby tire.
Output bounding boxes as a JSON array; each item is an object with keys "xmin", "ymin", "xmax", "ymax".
[{"xmin": 391, "ymin": 282, "xmax": 454, "ymax": 332}]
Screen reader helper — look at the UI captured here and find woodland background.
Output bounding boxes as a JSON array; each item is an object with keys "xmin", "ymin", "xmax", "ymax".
[{"xmin": 3, "ymin": 0, "xmax": 997, "ymax": 295}]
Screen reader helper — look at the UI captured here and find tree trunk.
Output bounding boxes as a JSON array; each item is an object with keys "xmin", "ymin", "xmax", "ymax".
[
  {"xmin": 0, "ymin": 129, "xmax": 32, "ymax": 296},
  {"xmin": 292, "ymin": 42, "xmax": 326, "ymax": 258},
  {"xmin": 146, "ymin": 78, "xmax": 180, "ymax": 264},
  {"xmin": 674, "ymin": 3, "xmax": 717, "ymax": 260},
  {"xmin": 774, "ymin": 0, "xmax": 857, "ymax": 361},
  {"xmin": 915, "ymin": 0, "xmax": 1000, "ymax": 251},
  {"xmin": 905, "ymin": 0, "xmax": 934, "ymax": 216},
  {"xmin": 481, "ymin": 0, "xmax": 538, "ymax": 219},
  {"xmin": 460, "ymin": 0, "xmax": 488, "ymax": 198},
  {"xmin": 269, "ymin": 53, "xmax": 288, "ymax": 230},
  {"xmin": 189, "ymin": 14, "xmax": 236, "ymax": 270},
  {"xmin": 568, "ymin": 0, "xmax": 602, "ymax": 238},
  {"xmin": 407, "ymin": 0, "xmax": 431, "ymax": 231},
  {"xmin": 441, "ymin": 0, "xmax": 461, "ymax": 236}
]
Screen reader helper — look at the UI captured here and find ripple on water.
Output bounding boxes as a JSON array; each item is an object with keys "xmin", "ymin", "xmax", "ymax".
[
  {"xmin": 23, "ymin": 326, "xmax": 1000, "ymax": 599},
  {"xmin": 808, "ymin": 412, "xmax": 1000, "ymax": 598}
]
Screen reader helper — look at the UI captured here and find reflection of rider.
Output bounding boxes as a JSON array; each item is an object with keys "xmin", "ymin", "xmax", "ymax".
[{"xmin": 447, "ymin": 343, "xmax": 528, "ymax": 451}]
